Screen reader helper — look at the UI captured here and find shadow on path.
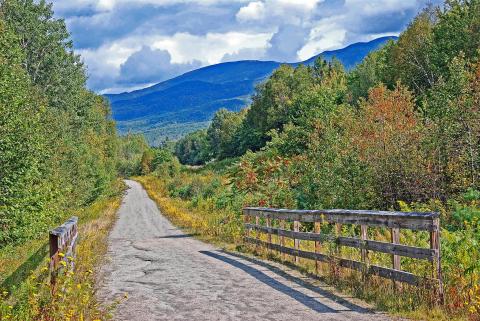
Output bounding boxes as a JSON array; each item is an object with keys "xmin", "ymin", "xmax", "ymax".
[
  {"xmin": 200, "ymin": 250, "xmax": 372, "ymax": 314},
  {"xmin": 156, "ymin": 233, "xmax": 198, "ymax": 239},
  {"xmin": 220, "ymin": 250, "xmax": 374, "ymax": 314}
]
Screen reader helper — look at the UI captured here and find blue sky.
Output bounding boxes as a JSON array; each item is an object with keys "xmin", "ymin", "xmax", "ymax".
[{"xmin": 50, "ymin": 0, "xmax": 440, "ymax": 94}]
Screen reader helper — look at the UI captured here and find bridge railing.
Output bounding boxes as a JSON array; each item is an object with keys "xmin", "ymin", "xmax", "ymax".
[
  {"xmin": 49, "ymin": 216, "xmax": 78, "ymax": 285},
  {"xmin": 243, "ymin": 207, "xmax": 443, "ymax": 303}
]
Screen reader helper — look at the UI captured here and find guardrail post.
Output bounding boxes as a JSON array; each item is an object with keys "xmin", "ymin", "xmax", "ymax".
[
  {"xmin": 430, "ymin": 217, "xmax": 444, "ymax": 304},
  {"xmin": 294, "ymin": 220, "xmax": 300, "ymax": 264}
]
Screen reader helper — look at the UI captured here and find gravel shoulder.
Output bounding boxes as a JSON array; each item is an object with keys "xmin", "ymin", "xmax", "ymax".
[{"xmin": 98, "ymin": 180, "xmax": 392, "ymax": 321}]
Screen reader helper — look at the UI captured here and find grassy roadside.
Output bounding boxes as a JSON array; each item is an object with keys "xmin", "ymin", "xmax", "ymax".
[
  {"xmin": 0, "ymin": 180, "xmax": 125, "ymax": 320},
  {"xmin": 136, "ymin": 173, "xmax": 474, "ymax": 321}
]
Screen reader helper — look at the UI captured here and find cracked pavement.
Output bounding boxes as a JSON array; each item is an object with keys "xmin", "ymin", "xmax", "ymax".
[{"xmin": 98, "ymin": 180, "xmax": 391, "ymax": 321}]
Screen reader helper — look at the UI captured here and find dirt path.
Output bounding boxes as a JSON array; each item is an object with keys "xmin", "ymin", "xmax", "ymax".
[{"xmin": 99, "ymin": 180, "xmax": 391, "ymax": 321}]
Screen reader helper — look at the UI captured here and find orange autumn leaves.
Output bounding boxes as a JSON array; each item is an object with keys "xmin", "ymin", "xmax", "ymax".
[{"xmin": 351, "ymin": 84, "xmax": 428, "ymax": 205}]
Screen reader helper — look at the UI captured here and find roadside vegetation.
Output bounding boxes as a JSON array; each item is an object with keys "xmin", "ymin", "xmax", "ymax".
[
  {"xmin": 135, "ymin": 1, "xmax": 480, "ymax": 320},
  {"xmin": 0, "ymin": 0, "xmax": 136, "ymax": 319}
]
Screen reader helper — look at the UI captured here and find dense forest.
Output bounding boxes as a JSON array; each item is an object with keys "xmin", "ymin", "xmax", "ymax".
[{"xmin": 0, "ymin": 0, "xmax": 120, "ymax": 247}]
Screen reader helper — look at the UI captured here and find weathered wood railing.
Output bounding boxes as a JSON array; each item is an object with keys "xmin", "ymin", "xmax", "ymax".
[
  {"xmin": 49, "ymin": 217, "xmax": 78, "ymax": 285},
  {"xmin": 243, "ymin": 207, "xmax": 444, "ymax": 303}
]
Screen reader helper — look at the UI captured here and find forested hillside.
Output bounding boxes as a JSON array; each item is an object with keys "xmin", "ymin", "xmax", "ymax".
[
  {"xmin": 0, "ymin": 0, "xmax": 119, "ymax": 247},
  {"xmin": 137, "ymin": 1, "xmax": 480, "ymax": 319},
  {"xmin": 107, "ymin": 37, "xmax": 395, "ymax": 145}
]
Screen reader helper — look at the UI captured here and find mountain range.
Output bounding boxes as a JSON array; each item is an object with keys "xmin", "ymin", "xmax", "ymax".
[{"xmin": 106, "ymin": 36, "xmax": 397, "ymax": 146}]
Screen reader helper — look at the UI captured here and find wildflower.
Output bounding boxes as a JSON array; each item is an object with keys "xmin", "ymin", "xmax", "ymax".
[
  {"xmin": 60, "ymin": 261, "xmax": 67, "ymax": 267},
  {"xmin": 77, "ymin": 284, "xmax": 82, "ymax": 289},
  {"xmin": 8, "ymin": 305, "xmax": 13, "ymax": 309},
  {"xmin": 58, "ymin": 252, "xmax": 65, "ymax": 258},
  {"xmin": 41, "ymin": 267, "xmax": 49, "ymax": 272},
  {"xmin": 2, "ymin": 291, "xmax": 8, "ymax": 296}
]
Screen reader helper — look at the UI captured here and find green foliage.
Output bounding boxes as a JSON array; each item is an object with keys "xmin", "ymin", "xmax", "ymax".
[
  {"xmin": 116, "ymin": 134, "xmax": 150, "ymax": 177},
  {"xmin": 174, "ymin": 129, "xmax": 211, "ymax": 165},
  {"xmin": 0, "ymin": 1, "xmax": 119, "ymax": 247},
  {"xmin": 207, "ymin": 108, "xmax": 245, "ymax": 160}
]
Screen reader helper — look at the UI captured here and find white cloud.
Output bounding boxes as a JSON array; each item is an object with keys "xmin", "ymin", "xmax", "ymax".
[
  {"xmin": 236, "ymin": 1, "xmax": 265, "ymax": 22},
  {"xmin": 50, "ymin": 0, "xmax": 439, "ymax": 92}
]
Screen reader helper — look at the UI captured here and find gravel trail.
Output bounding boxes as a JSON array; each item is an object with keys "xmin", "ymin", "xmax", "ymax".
[{"xmin": 99, "ymin": 180, "xmax": 391, "ymax": 321}]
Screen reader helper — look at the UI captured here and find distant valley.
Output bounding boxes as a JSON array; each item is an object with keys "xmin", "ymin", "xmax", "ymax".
[{"xmin": 106, "ymin": 36, "xmax": 396, "ymax": 145}]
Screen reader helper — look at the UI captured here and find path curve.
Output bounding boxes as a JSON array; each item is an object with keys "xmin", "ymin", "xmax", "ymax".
[{"xmin": 99, "ymin": 180, "xmax": 390, "ymax": 321}]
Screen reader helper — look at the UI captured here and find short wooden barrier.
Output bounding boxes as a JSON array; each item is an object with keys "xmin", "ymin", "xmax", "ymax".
[
  {"xmin": 49, "ymin": 217, "xmax": 78, "ymax": 285},
  {"xmin": 243, "ymin": 207, "xmax": 444, "ymax": 303}
]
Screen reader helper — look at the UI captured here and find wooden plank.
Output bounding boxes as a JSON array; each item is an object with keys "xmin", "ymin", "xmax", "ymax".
[
  {"xmin": 245, "ymin": 237, "xmax": 330, "ymax": 263},
  {"xmin": 244, "ymin": 207, "xmax": 438, "ymax": 231},
  {"xmin": 244, "ymin": 207, "xmax": 439, "ymax": 219},
  {"xmin": 244, "ymin": 224, "xmax": 333, "ymax": 242},
  {"xmin": 294, "ymin": 220, "xmax": 300, "ymax": 264},
  {"xmin": 245, "ymin": 224, "xmax": 435, "ymax": 260},
  {"xmin": 244, "ymin": 237, "xmax": 429, "ymax": 286}
]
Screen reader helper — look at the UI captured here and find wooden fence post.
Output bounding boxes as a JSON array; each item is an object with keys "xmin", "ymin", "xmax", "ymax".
[
  {"xmin": 360, "ymin": 225, "xmax": 368, "ymax": 281},
  {"xmin": 314, "ymin": 222, "xmax": 321, "ymax": 274},
  {"xmin": 391, "ymin": 227, "xmax": 401, "ymax": 289},
  {"xmin": 244, "ymin": 211, "xmax": 250, "ymax": 247},
  {"xmin": 280, "ymin": 219, "xmax": 285, "ymax": 261},
  {"xmin": 49, "ymin": 217, "xmax": 78, "ymax": 288},
  {"xmin": 49, "ymin": 233, "xmax": 59, "ymax": 286},
  {"xmin": 430, "ymin": 217, "xmax": 444, "ymax": 304},
  {"xmin": 266, "ymin": 216, "xmax": 272, "ymax": 255},
  {"xmin": 294, "ymin": 220, "xmax": 300, "ymax": 264},
  {"xmin": 255, "ymin": 216, "xmax": 260, "ymax": 252}
]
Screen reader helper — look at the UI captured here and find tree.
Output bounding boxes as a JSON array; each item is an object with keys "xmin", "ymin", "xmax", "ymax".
[
  {"xmin": 352, "ymin": 84, "xmax": 429, "ymax": 207},
  {"xmin": 174, "ymin": 130, "xmax": 211, "ymax": 165},
  {"xmin": 389, "ymin": 8, "xmax": 437, "ymax": 96},
  {"xmin": 207, "ymin": 108, "xmax": 245, "ymax": 160}
]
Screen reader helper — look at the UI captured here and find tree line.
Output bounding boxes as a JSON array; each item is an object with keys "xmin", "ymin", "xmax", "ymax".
[
  {"xmin": 174, "ymin": 0, "xmax": 480, "ymax": 211},
  {"xmin": 0, "ymin": 0, "xmax": 121, "ymax": 247}
]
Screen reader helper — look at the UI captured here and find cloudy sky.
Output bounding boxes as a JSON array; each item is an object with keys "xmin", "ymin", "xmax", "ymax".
[{"xmin": 50, "ymin": 0, "xmax": 440, "ymax": 94}]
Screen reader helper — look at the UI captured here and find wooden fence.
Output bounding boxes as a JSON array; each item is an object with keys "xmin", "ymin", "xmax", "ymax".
[
  {"xmin": 243, "ymin": 207, "xmax": 444, "ymax": 303},
  {"xmin": 49, "ymin": 216, "xmax": 78, "ymax": 285}
]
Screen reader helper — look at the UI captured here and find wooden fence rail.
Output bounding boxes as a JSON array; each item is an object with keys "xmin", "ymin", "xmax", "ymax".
[
  {"xmin": 49, "ymin": 216, "xmax": 78, "ymax": 285},
  {"xmin": 243, "ymin": 207, "xmax": 444, "ymax": 304}
]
